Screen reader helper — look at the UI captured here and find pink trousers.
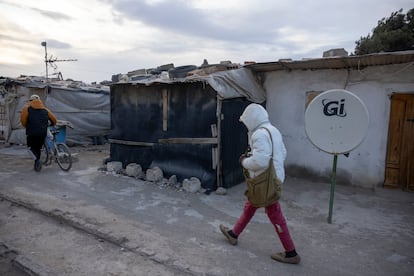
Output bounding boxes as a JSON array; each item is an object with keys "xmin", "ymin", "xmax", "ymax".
[{"xmin": 232, "ymin": 200, "xmax": 295, "ymax": 252}]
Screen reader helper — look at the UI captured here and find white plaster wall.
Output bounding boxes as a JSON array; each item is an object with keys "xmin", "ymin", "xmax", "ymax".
[{"xmin": 264, "ymin": 63, "xmax": 414, "ymax": 187}]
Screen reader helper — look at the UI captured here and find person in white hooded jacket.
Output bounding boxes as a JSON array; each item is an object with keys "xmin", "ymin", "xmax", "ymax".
[{"xmin": 220, "ymin": 103, "xmax": 300, "ymax": 264}]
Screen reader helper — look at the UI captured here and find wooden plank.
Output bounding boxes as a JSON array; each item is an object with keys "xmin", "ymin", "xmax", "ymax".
[
  {"xmin": 305, "ymin": 91, "xmax": 321, "ymax": 109},
  {"xmin": 162, "ymin": 88, "xmax": 168, "ymax": 131},
  {"xmin": 158, "ymin": 137, "xmax": 218, "ymax": 144},
  {"xmin": 384, "ymin": 167, "xmax": 401, "ymax": 188},
  {"xmin": 216, "ymin": 98, "xmax": 222, "ymax": 187},
  {"xmin": 405, "ymin": 116, "xmax": 414, "ymax": 190},
  {"xmin": 386, "ymin": 93, "xmax": 414, "ymax": 190},
  {"xmin": 401, "ymin": 95, "xmax": 414, "ymax": 190},
  {"xmin": 108, "ymin": 138, "xmax": 155, "ymax": 147},
  {"xmin": 384, "ymin": 96, "xmax": 405, "ymax": 187}
]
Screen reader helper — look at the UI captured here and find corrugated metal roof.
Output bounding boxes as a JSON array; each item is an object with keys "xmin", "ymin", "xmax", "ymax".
[{"xmin": 246, "ymin": 50, "xmax": 414, "ymax": 73}]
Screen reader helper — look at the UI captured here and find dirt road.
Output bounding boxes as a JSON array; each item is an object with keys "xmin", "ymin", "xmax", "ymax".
[
  {"xmin": 0, "ymin": 144, "xmax": 413, "ymax": 275},
  {"xmin": 0, "ymin": 145, "xmax": 186, "ymax": 275}
]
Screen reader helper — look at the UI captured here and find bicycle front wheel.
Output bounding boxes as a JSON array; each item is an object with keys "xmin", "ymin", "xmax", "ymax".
[
  {"xmin": 41, "ymin": 143, "xmax": 50, "ymax": 165},
  {"xmin": 55, "ymin": 143, "xmax": 72, "ymax": 171}
]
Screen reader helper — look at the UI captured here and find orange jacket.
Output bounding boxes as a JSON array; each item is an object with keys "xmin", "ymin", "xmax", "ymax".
[{"xmin": 21, "ymin": 99, "xmax": 57, "ymax": 135}]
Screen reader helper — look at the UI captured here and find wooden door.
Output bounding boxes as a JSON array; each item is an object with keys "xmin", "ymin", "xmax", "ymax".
[{"xmin": 384, "ymin": 94, "xmax": 414, "ymax": 190}]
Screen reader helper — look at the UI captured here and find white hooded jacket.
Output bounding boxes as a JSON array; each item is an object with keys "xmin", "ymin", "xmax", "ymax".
[{"xmin": 239, "ymin": 103, "xmax": 287, "ymax": 182}]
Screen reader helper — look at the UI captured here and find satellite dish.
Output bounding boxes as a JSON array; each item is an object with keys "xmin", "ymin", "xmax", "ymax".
[
  {"xmin": 305, "ymin": 89, "xmax": 369, "ymax": 154},
  {"xmin": 305, "ymin": 89, "xmax": 369, "ymax": 224}
]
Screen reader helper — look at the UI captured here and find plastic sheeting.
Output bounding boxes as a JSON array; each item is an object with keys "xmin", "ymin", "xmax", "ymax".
[
  {"xmin": 124, "ymin": 67, "xmax": 266, "ymax": 103},
  {"xmin": 201, "ymin": 68, "xmax": 266, "ymax": 103},
  {"xmin": 45, "ymin": 87, "xmax": 110, "ymax": 145},
  {"xmin": 2, "ymin": 78, "xmax": 110, "ymax": 145}
]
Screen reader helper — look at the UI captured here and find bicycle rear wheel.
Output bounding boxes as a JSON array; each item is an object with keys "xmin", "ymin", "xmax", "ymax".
[{"xmin": 55, "ymin": 143, "xmax": 72, "ymax": 171}]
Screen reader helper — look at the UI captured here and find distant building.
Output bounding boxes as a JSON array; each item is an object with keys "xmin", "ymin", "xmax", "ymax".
[{"xmin": 323, "ymin": 48, "xmax": 348, "ymax": 57}]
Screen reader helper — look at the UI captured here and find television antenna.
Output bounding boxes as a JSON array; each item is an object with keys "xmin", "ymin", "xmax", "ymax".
[{"xmin": 41, "ymin": 41, "xmax": 77, "ymax": 82}]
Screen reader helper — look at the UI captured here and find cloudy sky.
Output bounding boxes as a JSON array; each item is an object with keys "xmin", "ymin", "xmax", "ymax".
[{"xmin": 0, "ymin": 0, "xmax": 412, "ymax": 83}]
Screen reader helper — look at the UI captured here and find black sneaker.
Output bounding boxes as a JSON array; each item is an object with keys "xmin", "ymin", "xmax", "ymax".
[{"xmin": 34, "ymin": 159, "xmax": 42, "ymax": 172}]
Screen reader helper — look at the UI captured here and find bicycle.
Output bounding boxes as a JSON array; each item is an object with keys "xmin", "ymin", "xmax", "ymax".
[{"xmin": 41, "ymin": 126, "xmax": 72, "ymax": 171}]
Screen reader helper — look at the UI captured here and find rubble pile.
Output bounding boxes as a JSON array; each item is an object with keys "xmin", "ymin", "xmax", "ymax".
[
  {"xmin": 105, "ymin": 161, "xmax": 207, "ymax": 194},
  {"xmin": 111, "ymin": 59, "xmax": 243, "ymax": 84}
]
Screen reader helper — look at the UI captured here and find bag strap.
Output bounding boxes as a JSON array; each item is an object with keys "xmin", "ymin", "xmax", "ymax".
[{"xmin": 260, "ymin": 127, "xmax": 274, "ymax": 159}]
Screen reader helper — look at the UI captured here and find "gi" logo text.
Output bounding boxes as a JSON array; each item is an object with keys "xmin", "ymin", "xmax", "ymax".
[{"xmin": 322, "ymin": 99, "xmax": 346, "ymax": 117}]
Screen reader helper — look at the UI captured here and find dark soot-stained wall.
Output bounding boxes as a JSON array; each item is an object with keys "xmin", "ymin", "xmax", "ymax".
[{"xmin": 110, "ymin": 82, "xmax": 250, "ymax": 190}]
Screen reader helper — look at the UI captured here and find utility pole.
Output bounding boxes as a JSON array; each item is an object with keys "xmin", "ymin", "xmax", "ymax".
[{"xmin": 41, "ymin": 41, "xmax": 48, "ymax": 83}]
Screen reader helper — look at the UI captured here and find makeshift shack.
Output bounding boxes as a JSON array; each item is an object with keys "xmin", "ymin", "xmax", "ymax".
[
  {"xmin": 109, "ymin": 68, "xmax": 265, "ymax": 190},
  {"xmin": 0, "ymin": 76, "xmax": 110, "ymax": 145}
]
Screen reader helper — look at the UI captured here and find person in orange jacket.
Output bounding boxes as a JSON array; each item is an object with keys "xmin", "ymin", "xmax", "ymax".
[{"xmin": 20, "ymin": 94, "xmax": 57, "ymax": 171}]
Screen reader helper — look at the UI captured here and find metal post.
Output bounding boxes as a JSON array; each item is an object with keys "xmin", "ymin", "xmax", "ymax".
[
  {"xmin": 328, "ymin": 154, "xmax": 338, "ymax": 224},
  {"xmin": 41, "ymin": 41, "xmax": 48, "ymax": 83}
]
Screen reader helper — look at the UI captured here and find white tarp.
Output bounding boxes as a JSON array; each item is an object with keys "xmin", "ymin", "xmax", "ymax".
[
  {"xmin": 1, "ymin": 78, "xmax": 110, "ymax": 145},
  {"xmin": 201, "ymin": 68, "xmax": 266, "ymax": 103}
]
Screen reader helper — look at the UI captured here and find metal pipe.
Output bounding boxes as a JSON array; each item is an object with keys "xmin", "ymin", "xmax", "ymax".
[
  {"xmin": 41, "ymin": 41, "xmax": 48, "ymax": 83},
  {"xmin": 328, "ymin": 154, "xmax": 338, "ymax": 224}
]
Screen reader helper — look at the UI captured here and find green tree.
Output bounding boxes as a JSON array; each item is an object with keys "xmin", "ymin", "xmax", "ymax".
[{"xmin": 354, "ymin": 8, "xmax": 414, "ymax": 55}]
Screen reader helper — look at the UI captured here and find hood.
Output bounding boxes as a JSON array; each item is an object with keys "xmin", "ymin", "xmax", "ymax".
[
  {"xmin": 239, "ymin": 103, "xmax": 269, "ymax": 131},
  {"xmin": 29, "ymin": 99, "xmax": 46, "ymax": 109}
]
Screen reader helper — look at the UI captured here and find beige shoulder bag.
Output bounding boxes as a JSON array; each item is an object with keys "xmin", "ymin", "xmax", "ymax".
[{"xmin": 243, "ymin": 128, "xmax": 282, "ymax": 207}]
